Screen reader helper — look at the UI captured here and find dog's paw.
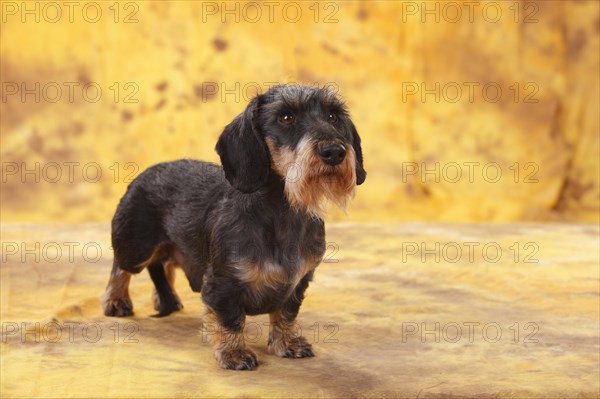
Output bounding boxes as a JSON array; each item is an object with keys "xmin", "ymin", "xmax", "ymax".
[
  {"xmin": 216, "ymin": 348, "xmax": 258, "ymax": 370},
  {"xmin": 151, "ymin": 289, "xmax": 183, "ymax": 316},
  {"xmin": 269, "ymin": 335, "xmax": 315, "ymax": 358},
  {"xmin": 102, "ymin": 297, "xmax": 133, "ymax": 317}
]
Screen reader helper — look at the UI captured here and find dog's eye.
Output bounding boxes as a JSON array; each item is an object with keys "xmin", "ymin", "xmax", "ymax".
[
  {"xmin": 278, "ymin": 113, "xmax": 295, "ymax": 125},
  {"xmin": 328, "ymin": 113, "xmax": 338, "ymax": 123}
]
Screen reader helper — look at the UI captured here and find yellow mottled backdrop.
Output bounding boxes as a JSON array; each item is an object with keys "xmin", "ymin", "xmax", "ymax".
[{"xmin": 1, "ymin": 0, "xmax": 599, "ymax": 223}]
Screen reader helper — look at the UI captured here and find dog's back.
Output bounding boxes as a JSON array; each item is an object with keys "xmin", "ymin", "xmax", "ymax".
[{"xmin": 111, "ymin": 159, "xmax": 225, "ymax": 290}]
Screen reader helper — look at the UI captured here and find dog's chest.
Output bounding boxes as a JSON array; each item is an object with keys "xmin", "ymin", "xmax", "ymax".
[
  {"xmin": 234, "ymin": 256, "xmax": 318, "ymax": 298},
  {"xmin": 232, "ymin": 240, "xmax": 322, "ymax": 315},
  {"xmin": 220, "ymin": 210, "xmax": 325, "ymax": 313}
]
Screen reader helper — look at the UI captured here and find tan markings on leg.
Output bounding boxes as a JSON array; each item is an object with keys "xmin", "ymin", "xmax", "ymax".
[
  {"xmin": 102, "ymin": 267, "xmax": 133, "ymax": 316},
  {"xmin": 268, "ymin": 310, "xmax": 314, "ymax": 358},
  {"xmin": 200, "ymin": 307, "xmax": 257, "ymax": 370}
]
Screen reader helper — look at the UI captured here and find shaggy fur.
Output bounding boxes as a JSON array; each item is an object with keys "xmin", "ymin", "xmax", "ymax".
[{"xmin": 102, "ymin": 84, "xmax": 366, "ymax": 370}]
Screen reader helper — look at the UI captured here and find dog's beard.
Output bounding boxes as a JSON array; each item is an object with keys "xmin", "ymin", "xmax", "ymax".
[{"xmin": 268, "ymin": 138, "xmax": 357, "ymax": 218}]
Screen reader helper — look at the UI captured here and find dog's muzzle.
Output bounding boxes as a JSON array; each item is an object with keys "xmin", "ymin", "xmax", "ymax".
[{"xmin": 317, "ymin": 144, "xmax": 346, "ymax": 166}]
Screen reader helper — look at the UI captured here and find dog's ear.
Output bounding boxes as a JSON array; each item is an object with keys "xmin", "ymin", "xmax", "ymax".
[
  {"xmin": 350, "ymin": 122, "xmax": 366, "ymax": 185},
  {"xmin": 215, "ymin": 96, "xmax": 271, "ymax": 193}
]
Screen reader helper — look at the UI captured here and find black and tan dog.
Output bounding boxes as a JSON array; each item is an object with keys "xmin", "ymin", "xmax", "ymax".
[{"xmin": 102, "ymin": 84, "xmax": 366, "ymax": 370}]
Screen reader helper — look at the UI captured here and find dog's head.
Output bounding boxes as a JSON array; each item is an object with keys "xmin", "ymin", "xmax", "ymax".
[{"xmin": 216, "ymin": 84, "xmax": 366, "ymax": 217}]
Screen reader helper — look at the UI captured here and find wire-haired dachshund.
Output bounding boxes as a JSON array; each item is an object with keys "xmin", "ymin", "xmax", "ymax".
[{"xmin": 102, "ymin": 84, "xmax": 366, "ymax": 370}]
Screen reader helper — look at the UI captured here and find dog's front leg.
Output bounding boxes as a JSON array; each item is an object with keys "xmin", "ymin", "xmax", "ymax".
[
  {"xmin": 268, "ymin": 274, "xmax": 315, "ymax": 358},
  {"xmin": 201, "ymin": 278, "xmax": 258, "ymax": 370},
  {"xmin": 202, "ymin": 307, "xmax": 258, "ymax": 370}
]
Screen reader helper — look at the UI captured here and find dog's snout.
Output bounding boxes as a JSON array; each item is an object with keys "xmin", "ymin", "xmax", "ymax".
[{"xmin": 318, "ymin": 144, "xmax": 346, "ymax": 166}]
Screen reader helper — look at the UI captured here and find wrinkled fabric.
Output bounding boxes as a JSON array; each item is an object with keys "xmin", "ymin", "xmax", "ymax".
[{"xmin": 1, "ymin": 223, "xmax": 598, "ymax": 398}]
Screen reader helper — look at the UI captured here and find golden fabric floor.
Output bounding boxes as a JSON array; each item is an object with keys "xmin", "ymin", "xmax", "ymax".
[{"xmin": 1, "ymin": 223, "xmax": 598, "ymax": 398}]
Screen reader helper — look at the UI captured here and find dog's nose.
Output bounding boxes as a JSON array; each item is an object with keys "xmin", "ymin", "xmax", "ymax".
[{"xmin": 318, "ymin": 144, "xmax": 346, "ymax": 166}]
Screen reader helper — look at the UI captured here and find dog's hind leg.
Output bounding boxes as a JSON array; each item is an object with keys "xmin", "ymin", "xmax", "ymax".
[
  {"xmin": 102, "ymin": 260, "xmax": 134, "ymax": 317},
  {"xmin": 150, "ymin": 262, "xmax": 183, "ymax": 316},
  {"xmin": 148, "ymin": 261, "xmax": 183, "ymax": 317}
]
